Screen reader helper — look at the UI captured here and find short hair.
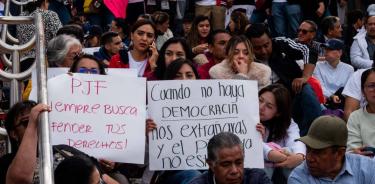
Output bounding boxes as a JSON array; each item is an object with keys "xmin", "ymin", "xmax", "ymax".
[
  {"xmin": 47, "ymin": 34, "xmax": 82, "ymax": 67},
  {"xmin": 54, "ymin": 156, "xmax": 96, "ymax": 184},
  {"xmin": 57, "ymin": 25, "xmax": 85, "ymax": 43},
  {"xmin": 347, "ymin": 10, "xmax": 364, "ymax": 26},
  {"xmin": 69, "ymin": 54, "xmax": 107, "ymax": 75},
  {"xmin": 155, "ymin": 37, "xmax": 193, "ymax": 79},
  {"xmin": 321, "ymin": 16, "xmax": 340, "ymax": 35},
  {"xmin": 5, "ymin": 100, "xmax": 37, "ymax": 152},
  {"xmin": 152, "ymin": 11, "xmax": 170, "ymax": 25},
  {"xmin": 100, "ymin": 31, "xmax": 119, "ymax": 46},
  {"xmin": 364, "ymin": 15, "xmax": 375, "ymax": 25},
  {"xmin": 207, "ymin": 132, "xmax": 242, "ymax": 162},
  {"xmin": 163, "ymin": 58, "xmax": 199, "ymax": 80},
  {"xmin": 245, "ymin": 23, "xmax": 271, "ymax": 39},
  {"xmin": 208, "ymin": 29, "xmax": 230, "ymax": 45},
  {"xmin": 302, "ymin": 20, "xmax": 318, "ymax": 32}
]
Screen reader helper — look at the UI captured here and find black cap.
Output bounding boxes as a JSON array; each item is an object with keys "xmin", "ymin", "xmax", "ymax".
[{"xmin": 321, "ymin": 39, "xmax": 344, "ymax": 50}]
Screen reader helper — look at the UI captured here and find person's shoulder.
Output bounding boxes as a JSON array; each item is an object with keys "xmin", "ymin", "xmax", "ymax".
[
  {"xmin": 245, "ymin": 168, "xmax": 271, "ymax": 184},
  {"xmin": 345, "ymin": 153, "xmax": 375, "ymax": 173},
  {"xmin": 208, "ymin": 59, "xmax": 233, "ymax": 79},
  {"xmin": 338, "ymin": 62, "xmax": 354, "ymax": 70},
  {"xmin": 289, "ymin": 161, "xmax": 310, "ymax": 179}
]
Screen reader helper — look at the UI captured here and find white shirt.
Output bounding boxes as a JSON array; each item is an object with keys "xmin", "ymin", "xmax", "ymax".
[
  {"xmin": 263, "ymin": 120, "xmax": 306, "ymax": 160},
  {"xmin": 342, "ymin": 69, "xmax": 367, "ymax": 107},
  {"xmin": 313, "ymin": 61, "xmax": 354, "ymax": 98},
  {"xmin": 128, "ymin": 51, "xmax": 147, "ymax": 77}
]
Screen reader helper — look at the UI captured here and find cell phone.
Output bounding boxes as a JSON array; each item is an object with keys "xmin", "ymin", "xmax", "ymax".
[{"xmin": 363, "ymin": 147, "xmax": 375, "ymax": 154}]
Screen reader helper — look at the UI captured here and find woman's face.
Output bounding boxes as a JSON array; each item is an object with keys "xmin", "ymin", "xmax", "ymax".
[
  {"xmin": 76, "ymin": 58, "xmax": 100, "ymax": 74},
  {"xmin": 259, "ymin": 91, "xmax": 278, "ymax": 122},
  {"xmin": 231, "ymin": 42, "xmax": 250, "ymax": 66},
  {"xmin": 131, "ymin": 24, "xmax": 155, "ymax": 53},
  {"xmin": 197, "ymin": 20, "xmax": 210, "ymax": 38},
  {"xmin": 164, "ymin": 43, "xmax": 186, "ymax": 66},
  {"xmin": 62, "ymin": 44, "xmax": 82, "ymax": 68},
  {"xmin": 363, "ymin": 72, "xmax": 375, "ymax": 105},
  {"xmin": 174, "ymin": 64, "xmax": 196, "ymax": 80}
]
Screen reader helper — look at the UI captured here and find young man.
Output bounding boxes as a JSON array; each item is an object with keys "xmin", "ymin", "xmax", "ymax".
[
  {"xmin": 289, "ymin": 115, "xmax": 375, "ymax": 183},
  {"xmin": 313, "ymin": 39, "xmax": 354, "ymax": 109},
  {"xmin": 94, "ymin": 32, "xmax": 123, "ymax": 66},
  {"xmin": 198, "ymin": 29, "xmax": 231, "ymax": 79},
  {"xmin": 351, "ymin": 15, "xmax": 375, "ymax": 69},
  {"xmin": 246, "ymin": 23, "xmax": 321, "ymax": 136},
  {"xmin": 188, "ymin": 132, "xmax": 271, "ymax": 184}
]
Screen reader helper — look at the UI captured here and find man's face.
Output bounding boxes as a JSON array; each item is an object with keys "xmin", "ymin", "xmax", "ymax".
[
  {"xmin": 210, "ymin": 33, "xmax": 231, "ymax": 61},
  {"xmin": 208, "ymin": 145, "xmax": 244, "ymax": 184},
  {"xmin": 10, "ymin": 112, "xmax": 30, "ymax": 143},
  {"xmin": 297, "ymin": 22, "xmax": 316, "ymax": 44},
  {"xmin": 366, "ymin": 16, "xmax": 375, "ymax": 37},
  {"xmin": 250, "ymin": 33, "xmax": 273, "ymax": 61},
  {"xmin": 105, "ymin": 36, "xmax": 123, "ymax": 55},
  {"xmin": 328, "ymin": 20, "xmax": 342, "ymax": 38},
  {"xmin": 305, "ymin": 146, "xmax": 343, "ymax": 178}
]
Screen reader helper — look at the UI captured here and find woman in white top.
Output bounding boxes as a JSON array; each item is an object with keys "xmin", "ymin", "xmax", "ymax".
[{"xmin": 256, "ymin": 84, "xmax": 306, "ymax": 180}]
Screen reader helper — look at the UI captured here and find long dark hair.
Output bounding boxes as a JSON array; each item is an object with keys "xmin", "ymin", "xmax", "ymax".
[
  {"xmin": 259, "ymin": 84, "xmax": 292, "ymax": 142},
  {"xmin": 186, "ymin": 15, "xmax": 211, "ymax": 47},
  {"xmin": 155, "ymin": 37, "xmax": 193, "ymax": 79},
  {"xmin": 164, "ymin": 58, "xmax": 199, "ymax": 80}
]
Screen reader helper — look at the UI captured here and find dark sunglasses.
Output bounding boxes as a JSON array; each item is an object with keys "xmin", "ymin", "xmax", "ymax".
[
  {"xmin": 78, "ymin": 67, "xmax": 99, "ymax": 74},
  {"xmin": 297, "ymin": 29, "xmax": 314, "ymax": 34},
  {"xmin": 14, "ymin": 119, "xmax": 29, "ymax": 128}
]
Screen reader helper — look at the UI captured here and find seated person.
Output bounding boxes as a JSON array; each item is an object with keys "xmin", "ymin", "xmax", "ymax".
[
  {"xmin": 55, "ymin": 155, "xmax": 119, "ymax": 184},
  {"xmin": 350, "ymin": 15, "xmax": 375, "ymax": 69},
  {"xmin": 347, "ymin": 68, "xmax": 375, "ymax": 156},
  {"xmin": 188, "ymin": 132, "xmax": 271, "ymax": 184},
  {"xmin": 313, "ymin": 39, "xmax": 354, "ymax": 109},
  {"xmin": 289, "ymin": 115, "xmax": 375, "ymax": 183},
  {"xmin": 256, "ymin": 84, "xmax": 306, "ymax": 180}
]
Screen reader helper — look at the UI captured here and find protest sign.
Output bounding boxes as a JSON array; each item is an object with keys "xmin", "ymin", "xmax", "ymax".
[
  {"xmin": 48, "ymin": 73, "xmax": 146, "ymax": 163},
  {"xmin": 147, "ymin": 80, "xmax": 263, "ymax": 170}
]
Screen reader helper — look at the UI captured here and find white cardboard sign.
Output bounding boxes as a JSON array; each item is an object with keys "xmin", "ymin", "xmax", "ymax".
[
  {"xmin": 147, "ymin": 80, "xmax": 264, "ymax": 170},
  {"xmin": 48, "ymin": 73, "xmax": 146, "ymax": 164}
]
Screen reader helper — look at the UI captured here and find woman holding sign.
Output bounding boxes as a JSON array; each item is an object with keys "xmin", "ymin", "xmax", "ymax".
[
  {"xmin": 208, "ymin": 35, "xmax": 271, "ymax": 90},
  {"xmin": 256, "ymin": 84, "xmax": 306, "ymax": 181},
  {"xmin": 109, "ymin": 19, "xmax": 158, "ymax": 77}
]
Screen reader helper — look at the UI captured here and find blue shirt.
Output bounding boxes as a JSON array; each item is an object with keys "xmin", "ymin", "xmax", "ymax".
[{"xmin": 288, "ymin": 153, "xmax": 375, "ymax": 184}]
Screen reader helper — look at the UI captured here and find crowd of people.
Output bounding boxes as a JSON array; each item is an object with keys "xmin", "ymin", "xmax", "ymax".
[{"xmin": 1, "ymin": 0, "xmax": 375, "ymax": 184}]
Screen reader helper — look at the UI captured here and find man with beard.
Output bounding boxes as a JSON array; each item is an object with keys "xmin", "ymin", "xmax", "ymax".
[
  {"xmin": 288, "ymin": 115, "xmax": 375, "ymax": 183},
  {"xmin": 351, "ymin": 15, "xmax": 375, "ymax": 69}
]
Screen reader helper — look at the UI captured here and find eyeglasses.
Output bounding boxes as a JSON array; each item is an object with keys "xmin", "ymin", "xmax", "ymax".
[
  {"xmin": 78, "ymin": 67, "xmax": 99, "ymax": 74},
  {"xmin": 14, "ymin": 119, "xmax": 29, "ymax": 128},
  {"xmin": 297, "ymin": 29, "xmax": 314, "ymax": 34},
  {"xmin": 365, "ymin": 83, "xmax": 375, "ymax": 91}
]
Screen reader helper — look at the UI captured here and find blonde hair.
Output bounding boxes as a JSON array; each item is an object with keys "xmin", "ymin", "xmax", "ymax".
[{"xmin": 226, "ymin": 35, "xmax": 254, "ymax": 68}]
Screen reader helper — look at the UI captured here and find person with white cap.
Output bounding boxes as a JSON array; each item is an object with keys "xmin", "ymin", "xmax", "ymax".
[{"xmin": 288, "ymin": 115, "xmax": 375, "ymax": 183}]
